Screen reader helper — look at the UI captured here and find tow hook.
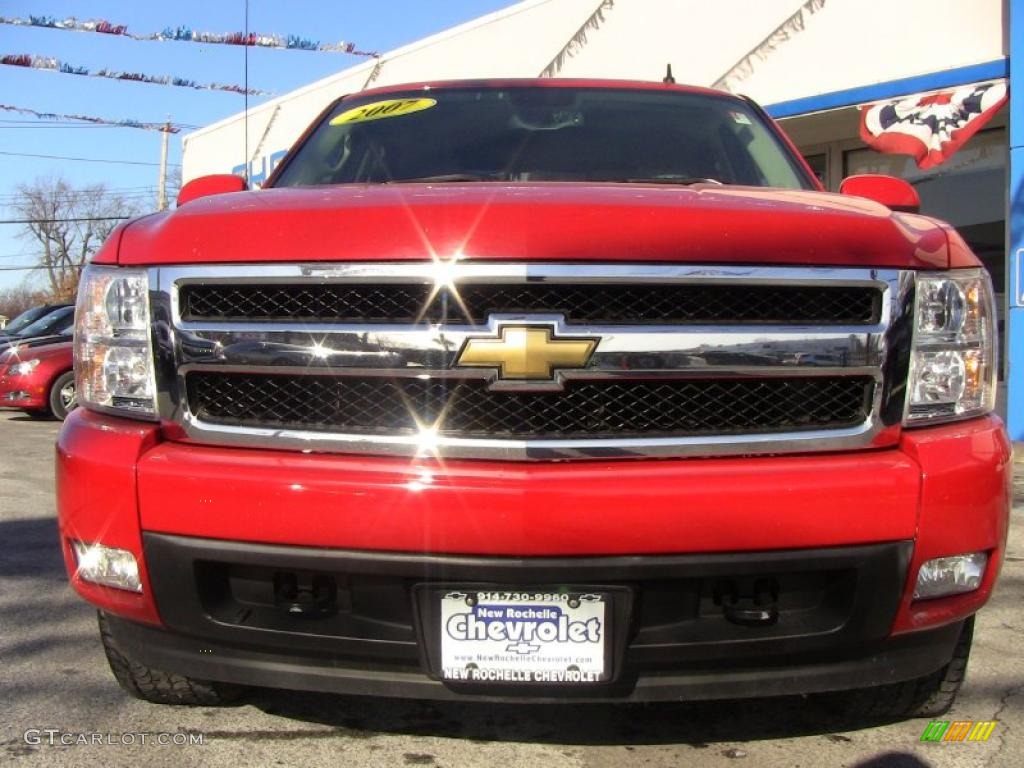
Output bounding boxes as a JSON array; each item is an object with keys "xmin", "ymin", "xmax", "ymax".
[
  {"xmin": 715, "ymin": 578, "xmax": 779, "ymax": 627},
  {"xmin": 273, "ymin": 572, "xmax": 337, "ymax": 618}
]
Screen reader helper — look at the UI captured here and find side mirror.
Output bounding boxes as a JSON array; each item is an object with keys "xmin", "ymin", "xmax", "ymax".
[
  {"xmin": 176, "ymin": 174, "xmax": 248, "ymax": 207},
  {"xmin": 839, "ymin": 174, "xmax": 920, "ymax": 214}
]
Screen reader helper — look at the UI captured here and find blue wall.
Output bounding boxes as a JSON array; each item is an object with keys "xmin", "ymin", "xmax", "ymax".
[{"xmin": 1009, "ymin": 0, "xmax": 1024, "ymax": 439}]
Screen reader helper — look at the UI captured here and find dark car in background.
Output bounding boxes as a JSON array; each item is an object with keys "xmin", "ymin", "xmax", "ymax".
[
  {"xmin": 0, "ymin": 340, "xmax": 75, "ymax": 419},
  {"xmin": 0, "ymin": 305, "xmax": 74, "ymax": 353},
  {"xmin": 0, "ymin": 303, "xmax": 72, "ymax": 341}
]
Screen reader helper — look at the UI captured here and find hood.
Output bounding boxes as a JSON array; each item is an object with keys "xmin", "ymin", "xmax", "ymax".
[{"xmin": 116, "ymin": 183, "xmax": 955, "ymax": 269}]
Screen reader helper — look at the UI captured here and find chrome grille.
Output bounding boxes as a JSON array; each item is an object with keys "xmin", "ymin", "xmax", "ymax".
[
  {"xmin": 180, "ymin": 282, "xmax": 881, "ymax": 325},
  {"xmin": 154, "ymin": 263, "xmax": 912, "ymax": 461},
  {"xmin": 187, "ymin": 373, "xmax": 875, "ymax": 439}
]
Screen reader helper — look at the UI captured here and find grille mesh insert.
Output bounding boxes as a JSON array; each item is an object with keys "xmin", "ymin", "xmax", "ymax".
[
  {"xmin": 180, "ymin": 282, "xmax": 881, "ymax": 326},
  {"xmin": 187, "ymin": 373, "xmax": 874, "ymax": 439}
]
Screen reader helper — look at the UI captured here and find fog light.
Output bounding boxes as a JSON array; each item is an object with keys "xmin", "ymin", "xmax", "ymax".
[
  {"xmin": 71, "ymin": 540, "xmax": 142, "ymax": 593},
  {"xmin": 913, "ymin": 552, "xmax": 987, "ymax": 600}
]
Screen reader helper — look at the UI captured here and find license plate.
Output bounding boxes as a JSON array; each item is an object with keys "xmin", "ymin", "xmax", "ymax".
[{"xmin": 439, "ymin": 590, "xmax": 607, "ymax": 684}]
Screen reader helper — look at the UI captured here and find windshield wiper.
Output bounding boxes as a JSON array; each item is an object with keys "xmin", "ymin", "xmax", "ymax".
[
  {"xmin": 381, "ymin": 174, "xmax": 724, "ymax": 185},
  {"xmin": 384, "ymin": 173, "xmax": 504, "ymax": 184},
  {"xmin": 616, "ymin": 176, "xmax": 723, "ymax": 185}
]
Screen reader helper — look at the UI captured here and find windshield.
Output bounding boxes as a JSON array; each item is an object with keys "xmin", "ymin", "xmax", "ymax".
[
  {"xmin": 3, "ymin": 306, "xmax": 52, "ymax": 335},
  {"xmin": 271, "ymin": 86, "xmax": 812, "ymax": 189},
  {"xmin": 17, "ymin": 306, "xmax": 73, "ymax": 337}
]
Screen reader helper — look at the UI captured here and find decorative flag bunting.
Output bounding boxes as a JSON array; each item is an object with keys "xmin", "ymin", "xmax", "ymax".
[
  {"xmin": 539, "ymin": 0, "xmax": 614, "ymax": 78},
  {"xmin": 1, "ymin": 53, "xmax": 272, "ymax": 95},
  {"xmin": 712, "ymin": 0, "xmax": 826, "ymax": 92},
  {"xmin": 860, "ymin": 81, "xmax": 1008, "ymax": 170},
  {"xmin": 0, "ymin": 15, "xmax": 378, "ymax": 56},
  {"xmin": 0, "ymin": 104, "xmax": 181, "ymax": 133}
]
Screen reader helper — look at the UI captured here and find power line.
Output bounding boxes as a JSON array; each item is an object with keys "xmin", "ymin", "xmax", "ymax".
[
  {"xmin": 0, "ymin": 186, "xmax": 157, "ymax": 196},
  {"xmin": 0, "ymin": 182, "xmax": 158, "ymax": 191},
  {"xmin": 0, "ymin": 248, "xmax": 134, "ymax": 260},
  {"xmin": 0, "ymin": 119, "xmax": 200, "ymax": 129},
  {"xmin": 0, "ymin": 199, "xmax": 156, "ymax": 210},
  {"xmin": 0, "ymin": 192, "xmax": 158, "ymax": 203},
  {"xmin": 0, "ymin": 264, "xmax": 85, "ymax": 271},
  {"xmin": 0, "ymin": 151, "xmax": 180, "ymax": 167},
  {"xmin": 0, "ymin": 104, "xmax": 185, "ymax": 133},
  {"xmin": 0, "ymin": 188, "xmax": 157, "ymax": 200},
  {"xmin": 244, "ymin": 0, "xmax": 250, "ymax": 183},
  {"xmin": 0, "ymin": 216, "xmax": 129, "ymax": 224},
  {"xmin": 0, "ymin": 122, "xmax": 135, "ymax": 128},
  {"xmin": 0, "ymin": 124, "xmax": 181, "ymax": 131}
]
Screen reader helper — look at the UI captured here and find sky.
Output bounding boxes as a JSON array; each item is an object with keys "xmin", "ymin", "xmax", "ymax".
[{"xmin": 0, "ymin": 0, "xmax": 518, "ymax": 289}]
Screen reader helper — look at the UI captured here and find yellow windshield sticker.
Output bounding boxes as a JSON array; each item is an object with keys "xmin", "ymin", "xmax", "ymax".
[{"xmin": 330, "ymin": 98, "xmax": 437, "ymax": 126}]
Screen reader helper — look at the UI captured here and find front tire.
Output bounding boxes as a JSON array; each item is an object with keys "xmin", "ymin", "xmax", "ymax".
[
  {"xmin": 48, "ymin": 370, "xmax": 76, "ymax": 420},
  {"xmin": 834, "ymin": 617, "xmax": 974, "ymax": 720},
  {"xmin": 98, "ymin": 612, "xmax": 243, "ymax": 706}
]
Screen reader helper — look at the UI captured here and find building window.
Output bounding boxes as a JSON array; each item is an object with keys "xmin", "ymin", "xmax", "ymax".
[{"xmin": 802, "ymin": 153, "xmax": 827, "ymax": 186}]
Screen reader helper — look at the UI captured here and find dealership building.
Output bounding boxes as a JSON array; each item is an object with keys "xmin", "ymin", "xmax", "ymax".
[{"xmin": 181, "ymin": 0, "xmax": 1023, "ymax": 437}]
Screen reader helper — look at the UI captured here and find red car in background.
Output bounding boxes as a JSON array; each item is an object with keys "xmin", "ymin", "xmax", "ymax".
[{"xmin": 0, "ymin": 340, "xmax": 75, "ymax": 420}]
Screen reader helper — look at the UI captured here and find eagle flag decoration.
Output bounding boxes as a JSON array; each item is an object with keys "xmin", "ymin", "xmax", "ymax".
[{"xmin": 860, "ymin": 81, "xmax": 1007, "ymax": 170}]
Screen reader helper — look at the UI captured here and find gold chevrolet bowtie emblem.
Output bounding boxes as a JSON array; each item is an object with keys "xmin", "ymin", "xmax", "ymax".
[{"xmin": 456, "ymin": 325, "xmax": 597, "ymax": 380}]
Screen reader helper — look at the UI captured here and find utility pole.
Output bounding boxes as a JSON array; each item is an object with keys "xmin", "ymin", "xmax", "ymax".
[{"xmin": 157, "ymin": 119, "xmax": 170, "ymax": 211}]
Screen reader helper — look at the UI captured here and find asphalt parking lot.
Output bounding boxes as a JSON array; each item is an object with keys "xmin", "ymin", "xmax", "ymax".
[{"xmin": 1, "ymin": 409, "xmax": 1021, "ymax": 768}]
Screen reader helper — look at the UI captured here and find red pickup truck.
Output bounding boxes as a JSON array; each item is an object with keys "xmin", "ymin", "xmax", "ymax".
[{"xmin": 58, "ymin": 79, "xmax": 1010, "ymax": 717}]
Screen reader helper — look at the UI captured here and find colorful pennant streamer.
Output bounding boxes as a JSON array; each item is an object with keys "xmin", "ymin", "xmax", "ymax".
[
  {"xmin": 0, "ymin": 104, "xmax": 182, "ymax": 133},
  {"xmin": 0, "ymin": 15, "xmax": 379, "ymax": 56},
  {"xmin": 712, "ymin": 0, "xmax": 826, "ymax": 92},
  {"xmin": 1, "ymin": 53, "xmax": 272, "ymax": 95}
]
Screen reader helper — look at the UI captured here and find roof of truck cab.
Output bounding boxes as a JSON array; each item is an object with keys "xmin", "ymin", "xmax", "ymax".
[{"xmin": 353, "ymin": 78, "xmax": 737, "ymax": 101}]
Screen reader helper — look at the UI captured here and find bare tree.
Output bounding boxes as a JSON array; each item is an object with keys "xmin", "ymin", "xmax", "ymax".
[
  {"xmin": 0, "ymin": 285, "xmax": 50, "ymax": 326},
  {"xmin": 164, "ymin": 166, "xmax": 183, "ymax": 208},
  {"xmin": 9, "ymin": 177, "xmax": 139, "ymax": 300}
]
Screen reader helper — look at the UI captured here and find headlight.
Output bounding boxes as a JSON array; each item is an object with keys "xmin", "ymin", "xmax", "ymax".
[
  {"xmin": 905, "ymin": 269, "xmax": 997, "ymax": 425},
  {"xmin": 75, "ymin": 266, "xmax": 157, "ymax": 419},
  {"xmin": 8, "ymin": 358, "xmax": 41, "ymax": 376}
]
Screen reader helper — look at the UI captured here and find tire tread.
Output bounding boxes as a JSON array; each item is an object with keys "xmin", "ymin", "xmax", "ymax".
[
  {"xmin": 97, "ymin": 612, "xmax": 240, "ymax": 706},
  {"xmin": 838, "ymin": 617, "xmax": 974, "ymax": 721}
]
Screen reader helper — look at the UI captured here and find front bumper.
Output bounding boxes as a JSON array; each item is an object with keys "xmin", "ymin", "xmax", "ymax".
[
  {"xmin": 103, "ymin": 534, "xmax": 965, "ymax": 702},
  {"xmin": 56, "ymin": 411, "xmax": 1012, "ymax": 700}
]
